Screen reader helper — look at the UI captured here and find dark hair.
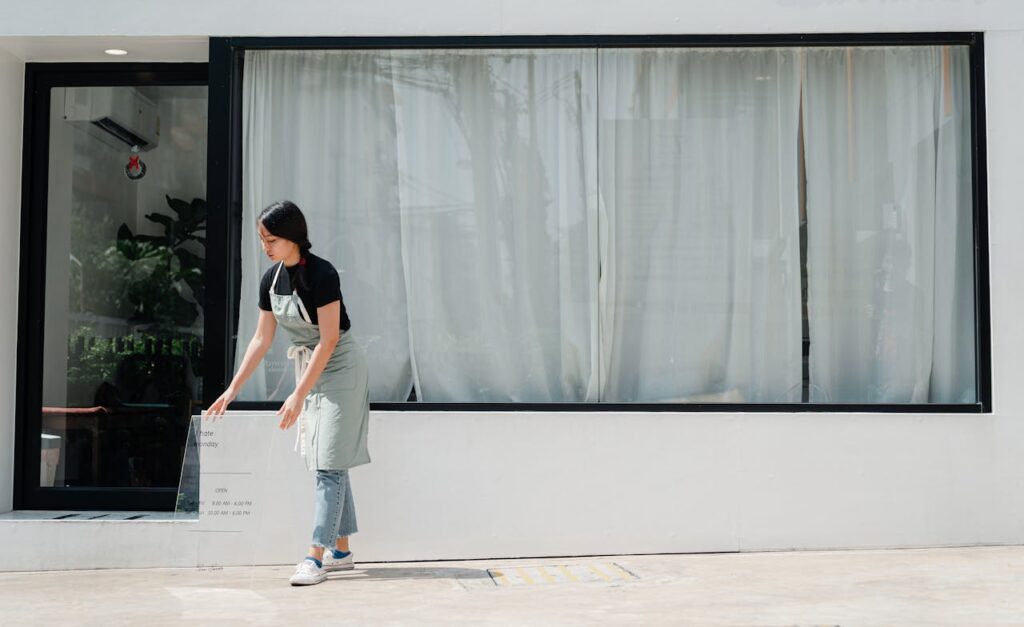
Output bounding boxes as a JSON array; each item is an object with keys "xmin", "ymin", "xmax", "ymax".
[{"xmin": 259, "ymin": 200, "xmax": 312, "ymax": 291}]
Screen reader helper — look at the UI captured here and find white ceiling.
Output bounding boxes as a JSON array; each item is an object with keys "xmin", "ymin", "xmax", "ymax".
[{"xmin": 0, "ymin": 36, "xmax": 207, "ymax": 62}]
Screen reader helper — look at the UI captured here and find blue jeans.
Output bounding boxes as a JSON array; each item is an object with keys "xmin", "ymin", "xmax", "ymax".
[{"xmin": 311, "ymin": 469, "xmax": 358, "ymax": 549}]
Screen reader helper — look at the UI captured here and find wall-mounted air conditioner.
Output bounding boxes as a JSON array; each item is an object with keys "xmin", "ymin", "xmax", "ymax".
[{"xmin": 63, "ymin": 86, "xmax": 161, "ymax": 151}]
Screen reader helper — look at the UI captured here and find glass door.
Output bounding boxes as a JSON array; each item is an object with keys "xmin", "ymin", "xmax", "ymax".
[{"xmin": 18, "ymin": 65, "xmax": 209, "ymax": 510}]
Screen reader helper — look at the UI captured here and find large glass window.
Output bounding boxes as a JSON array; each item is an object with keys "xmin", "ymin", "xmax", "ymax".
[
  {"xmin": 39, "ymin": 84, "xmax": 208, "ymax": 490},
  {"xmin": 236, "ymin": 44, "xmax": 978, "ymax": 406}
]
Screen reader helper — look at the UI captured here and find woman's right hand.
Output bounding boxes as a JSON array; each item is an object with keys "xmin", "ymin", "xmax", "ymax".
[{"xmin": 204, "ymin": 386, "xmax": 238, "ymax": 420}]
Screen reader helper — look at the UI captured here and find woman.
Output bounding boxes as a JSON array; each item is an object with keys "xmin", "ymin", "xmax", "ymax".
[{"xmin": 205, "ymin": 200, "xmax": 371, "ymax": 586}]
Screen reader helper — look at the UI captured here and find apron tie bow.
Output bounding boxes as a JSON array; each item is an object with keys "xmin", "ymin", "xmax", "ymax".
[{"xmin": 286, "ymin": 344, "xmax": 314, "ymax": 456}]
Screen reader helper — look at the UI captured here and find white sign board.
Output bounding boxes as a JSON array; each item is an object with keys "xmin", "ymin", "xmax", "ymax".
[{"xmin": 176, "ymin": 412, "xmax": 317, "ymax": 566}]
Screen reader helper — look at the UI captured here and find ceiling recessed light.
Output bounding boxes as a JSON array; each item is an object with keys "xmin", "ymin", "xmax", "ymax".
[{"xmin": 104, "ymin": 49, "xmax": 128, "ymax": 56}]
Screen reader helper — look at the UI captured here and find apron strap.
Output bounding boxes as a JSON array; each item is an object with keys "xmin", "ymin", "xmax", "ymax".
[
  {"xmin": 295, "ymin": 295, "xmax": 313, "ymax": 325},
  {"xmin": 272, "ymin": 260, "xmax": 316, "ymax": 459},
  {"xmin": 270, "ymin": 261, "xmax": 284, "ymax": 292},
  {"xmin": 270, "ymin": 261, "xmax": 313, "ymax": 325}
]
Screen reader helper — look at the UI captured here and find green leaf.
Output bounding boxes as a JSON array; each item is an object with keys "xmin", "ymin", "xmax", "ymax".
[
  {"xmin": 182, "ymin": 274, "xmax": 204, "ymax": 305},
  {"xmin": 145, "ymin": 212, "xmax": 174, "ymax": 230},
  {"xmin": 166, "ymin": 195, "xmax": 193, "ymax": 220},
  {"xmin": 117, "ymin": 223, "xmax": 134, "ymax": 242},
  {"xmin": 102, "ymin": 197, "xmax": 208, "ymax": 328},
  {"xmin": 115, "ymin": 231, "xmax": 139, "ymax": 260},
  {"xmin": 174, "ymin": 248, "xmax": 204, "ymax": 271}
]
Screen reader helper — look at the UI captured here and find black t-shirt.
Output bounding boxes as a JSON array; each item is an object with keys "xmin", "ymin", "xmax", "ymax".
[{"xmin": 258, "ymin": 253, "xmax": 352, "ymax": 331}]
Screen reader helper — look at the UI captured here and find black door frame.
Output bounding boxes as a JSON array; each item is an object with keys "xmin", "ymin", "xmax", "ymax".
[{"xmin": 15, "ymin": 62, "xmax": 209, "ymax": 511}]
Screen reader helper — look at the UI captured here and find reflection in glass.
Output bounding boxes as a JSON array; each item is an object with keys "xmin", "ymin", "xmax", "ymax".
[
  {"xmin": 241, "ymin": 49, "xmax": 598, "ymax": 403},
  {"xmin": 598, "ymin": 48, "xmax": 803, "ymax": 402},
  {"xmin": 802, "ymin": 46, "xmax": 976, "ymax": 403},
  {"xmin": 40, "ymin": 85, "xmax": 208, "ymax": 487}
]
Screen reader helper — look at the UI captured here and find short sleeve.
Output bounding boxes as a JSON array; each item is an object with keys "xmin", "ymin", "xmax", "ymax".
[
  {"xmin": 312, "ymin": 265, "xmax": 342, "ymax": 309},
  {"xmin": 258, "ymin": 267, "xmax": 273, "ymax": 311}
]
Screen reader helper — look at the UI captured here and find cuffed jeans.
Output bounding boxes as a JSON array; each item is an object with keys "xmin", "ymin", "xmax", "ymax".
[{"xmin": 311, "ymin": 469, "xmax": 358, "ymax": 549}]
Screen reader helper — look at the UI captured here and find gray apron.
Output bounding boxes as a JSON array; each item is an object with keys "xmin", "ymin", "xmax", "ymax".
[{"xmin": 269, "ymin": 261, "xmax": 371, "ymax": 471}]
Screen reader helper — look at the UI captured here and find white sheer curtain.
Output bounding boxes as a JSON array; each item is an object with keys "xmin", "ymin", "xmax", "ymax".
[
  {"xmin": 239, "ymin": 50, "xmax": 413, "ymax": 402},
  {"xmin": 801, "ymin": 46, "xmax": 976, "ymax": 403},
  {"xmin": 240, "ymin": 49, "xmax": 598, "ymax": 403},
  {"xmin": 239, "ymin": 45, "xmax": 977, "ymax": 405},
  {"xmin": 597, "ymin": 48, "xmax": 804, "ymax": 402},
  {"xmin": 390, "ymin": 50, "xmax": 599, "ymax": 402}
]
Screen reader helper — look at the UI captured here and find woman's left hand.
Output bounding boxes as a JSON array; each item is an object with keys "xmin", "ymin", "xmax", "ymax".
[{"xmin": 277, "ymin": 393, "xmax": 304, "ymax": 430}]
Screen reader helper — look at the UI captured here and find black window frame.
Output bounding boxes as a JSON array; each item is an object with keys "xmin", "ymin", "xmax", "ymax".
[
  {"xmin": 212, "ymin": 33, "xmax": 991, "ymax": 415},
  {"xmin": 14, "ymin": 62, "xmax": 209, "ymax": 511}
]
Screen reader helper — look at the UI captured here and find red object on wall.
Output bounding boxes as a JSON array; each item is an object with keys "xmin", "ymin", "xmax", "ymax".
[{"xmin": 125, "ymin": 147, "xmax": 146, "ymax": 180}]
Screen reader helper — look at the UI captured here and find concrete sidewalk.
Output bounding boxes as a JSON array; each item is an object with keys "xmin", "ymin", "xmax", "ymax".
[{"xmin": 1, "ymin": 545, "xmax": 1023, "ymax": 625}]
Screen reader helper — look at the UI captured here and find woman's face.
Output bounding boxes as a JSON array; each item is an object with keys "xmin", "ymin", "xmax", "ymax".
[{"xmin": 258, "ymin": 222, "xmax": 297, "ymax": 262}]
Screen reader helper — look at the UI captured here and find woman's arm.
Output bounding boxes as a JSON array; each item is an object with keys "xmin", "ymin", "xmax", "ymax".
[
  {"xmin": 205, "ymin": 309, "xmax": 278, "ymax": 417},
  {"xmin": 277, "ymin": 301, "xmax": 341, "ymax": 429}
]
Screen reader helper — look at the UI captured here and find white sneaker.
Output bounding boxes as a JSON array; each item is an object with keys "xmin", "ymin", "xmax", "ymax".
[
  {"xmin": 289, "ymin": 559, "xmax": 327, "ymax": 586},
  {"xmin": 322, "ymin": 550, "xmax": 355, "ymax": 572}
]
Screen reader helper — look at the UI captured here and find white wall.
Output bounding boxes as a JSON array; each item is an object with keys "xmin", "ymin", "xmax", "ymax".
[
  {"xmin": 3, "ymin": 409, "xmax": 1024, "ymax": 572},
  {"xmin": 41, "ymin": 92, "xmax": 73, "ymax": 411},
  {"xmin": 2, "ymin": 2, "xmax": 1024, "ymax": 567},
  {"xmin": 0, "ymin": 0, "xmax": 1022, "ymax": 36},
  {"xmin": 0, "ymin": 47, "xmax": 23, "ymax": 514},
  {"xmin": 983, "ymin": 30, "xmax": 1024, "ymax": 416}
]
